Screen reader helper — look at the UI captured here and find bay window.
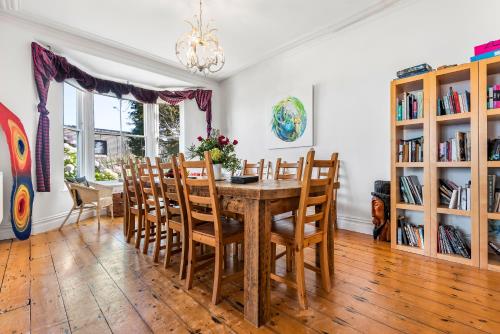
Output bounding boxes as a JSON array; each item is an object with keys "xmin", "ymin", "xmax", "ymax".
[{"xmin": 63, "ymin": 83, "xmax": 179, "ymax": 181}]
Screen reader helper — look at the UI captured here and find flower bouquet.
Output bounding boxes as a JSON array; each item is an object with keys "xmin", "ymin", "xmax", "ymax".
[{"xmin": 187, "ymin": 129, "xmax": 240, "ymax": 179}]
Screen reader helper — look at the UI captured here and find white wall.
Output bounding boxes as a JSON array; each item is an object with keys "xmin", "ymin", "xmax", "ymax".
[
  {"xmin": 0, "ymin": 16, "xmax": 222, "ymax": 239},
  {"xmin": 220, "ymin": 0, "xmax": 500, "ymax": 234}
]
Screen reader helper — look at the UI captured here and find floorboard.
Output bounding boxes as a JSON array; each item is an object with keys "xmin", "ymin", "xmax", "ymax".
[{"xmin": 0, "ymin": 217, "xmax": 499, "ymax": 333}]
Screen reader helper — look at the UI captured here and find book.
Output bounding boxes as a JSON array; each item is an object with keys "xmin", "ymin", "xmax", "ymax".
[
  {"xmin": 439, "ymin": 179, "xmax": 470, "ymax": 210},
  {"xmin": 399, "ymin": 175, "xmax": 423, "ymax": 205},
  {"xmin": 438, "ymin": 224, "xmax": 471, "ymax": 258},
  {"xmin": 488, "ymin": 138, "xmax": 500, "ymax": 160},
  {"xmin": 487, "ymin": 85, "xmax": 500, "ymax": 109},
  {"xmin": 397, "ymin": 216, "xmax": 424, "ymax": 249},
  {"xmin": 439, "ymin": 131, "xmax": 470, "ymax": 162},
  {"xmin": 437, "ymin": 87, "xmax": 470, "ymax": 115},
  {"xmin": 396, "ymin": 91, "xmax": 424, "ymax": 121},
  {"xmin": 474, "ymin": 39, "xmax": 500, "ymax": 56},
  {"xmin": 488, "ymin": 175, "xmax": 497, "ymax": 212},
  {"xmin": 489, "ymin": 241, "xmax": 500, "ymax": 255},
  {"xmin": 396, "ymin": 64, "xmax": 432, "ymax": 79},
  {"xmin": 398, "ymin": 136, "xmax": 423, "ymax": 162},
  {"xmin": 470, "ymin": 49, "xmax": 500, "ymax": 62}
]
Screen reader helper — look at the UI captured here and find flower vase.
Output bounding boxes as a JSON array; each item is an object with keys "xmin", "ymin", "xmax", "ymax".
[{"xmin": 213, "ymin": 163, "xmax": 224, "ymax": 180}]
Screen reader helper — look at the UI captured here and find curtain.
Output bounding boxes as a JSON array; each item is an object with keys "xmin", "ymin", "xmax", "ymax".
[{"xmin": 31, "ymin": 42, "xmax": 212, "ymax": 192}]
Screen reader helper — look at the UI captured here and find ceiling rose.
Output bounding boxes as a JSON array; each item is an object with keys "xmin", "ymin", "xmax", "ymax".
[{"xmin": 175, "ymin": 0, "xmax": 225, "ymax": 74}]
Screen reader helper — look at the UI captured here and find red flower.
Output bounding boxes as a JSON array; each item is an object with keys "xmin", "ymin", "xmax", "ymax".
[
  {"xmin": 232, "ymin": 139, "xmax": 238, "ymax": 145},
  {"xmin": 197, "ymin": 136, "xmax": 203, "ymax": 141}
]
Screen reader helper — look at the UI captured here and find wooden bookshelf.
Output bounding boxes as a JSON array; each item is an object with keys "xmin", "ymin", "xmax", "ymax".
[
  {"xmin": 430, "ymin": 62, "xmax": 479, "ymax": 267},
  {"xmin": 390, "ymin": 73, "xmax": 431, "ymax": 256},
  {"xmin": 479, "ymin": 55, "xmax": 500, "ymax": 272}
]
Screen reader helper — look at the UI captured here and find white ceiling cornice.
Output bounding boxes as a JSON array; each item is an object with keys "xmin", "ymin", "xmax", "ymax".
[
  {"xmin": 0, "ymin": 0, "xmax": 19, "ymax": 11},
  {"xmin": 0, "ymin": 10, "xmax": 218, "ymax": 88},
  {"xmin": 220, "ymin": 0, "xmax": 401, "ymax": 80}
]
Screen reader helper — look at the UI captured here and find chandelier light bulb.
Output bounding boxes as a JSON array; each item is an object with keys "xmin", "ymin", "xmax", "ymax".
[{"xmin": 176, "ymin": 0, "xmax": 225, "ymax": 74}]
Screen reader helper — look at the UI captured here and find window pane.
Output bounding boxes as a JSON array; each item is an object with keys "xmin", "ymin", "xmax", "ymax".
[
  {"xmin": 94, "ymin": 132, "xmax": 122, "ymax": 181},
  {"xmin": 63, "ymin": 83, "xmax": 77, "ymax": 128},
  {"xmin": 94, "ymin": 94, "xmax": 121, "ymax": 131},
  {"xmin": 123, "ymin": 101, "xmax": 144, "ymax": 136},
  {"xmin": 64, "ymin": 128, "xmax": 79, "ymax": 178},
  {"xmin": 158, "ymin": 104, "xmax": 180, "ymax": 158},
  {"xmin": 123, "ymin": 136, "xmax": 145, "ymax": 159}
]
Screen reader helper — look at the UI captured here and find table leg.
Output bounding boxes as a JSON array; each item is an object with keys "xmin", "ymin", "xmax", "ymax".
[
  {"xmin": 244, "ymin": 199, "xmax": 271, "ymax": 327},
  {"xmin": 123, "ymin": 183, "xmax": 129, "ymax": 236}
]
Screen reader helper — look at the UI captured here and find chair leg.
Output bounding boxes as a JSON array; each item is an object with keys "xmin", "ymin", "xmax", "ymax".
[
  {"xmin": 164, "ymin": 228, "xmax": 173, "ymax": 268},
  {"xmin": 153, "ymin": 221, "xmax": 162, "ymax": 262},
  {"xmin": 127, "ymin": 212, "xmax": 135, "ymax": 243},
  {"xmin": 96, "ymin": 205, "xmax": 101, "ymax": 230},
  {"xmin": 185, "ymin": 236, "xmax": 196, "ymax": 290},
  {"xmin": 179, "ymin": 228, "xmax": 188, "ymax": 279},
  {"xmin": 270, "ymin": 243, "xmax": 276, "ymax": 274},
  {"xmin": 320, "ymin": 238, "xmax": 331, "ymax": 293},
  {"xmin": 212, "ymin": 244, "xmax": 223, "ymax": 305},
  {"xmin": 143, "ymin": 220, "xmax": 151, "ymax": 254},
  {"xmin": 286, "ymin": 246, "xmax": 293, "ymax": 272},
  {"xmin": 110, "ymin": 204, "xmax": 114, "ymax": 221},
  {"xmin": 75, "ymin": 206, "xmax": 83, "ymax": 224},
  {"xmin": 59, "ymin": 207, "xmax": 74, "ymax": 230},
  {"xmin": 135, "ymin": 213, "xmax": 144, "ymax": 249},
  {"xmin": 295, "ymin": 247, "xmax": 308, "ymax": 310}
]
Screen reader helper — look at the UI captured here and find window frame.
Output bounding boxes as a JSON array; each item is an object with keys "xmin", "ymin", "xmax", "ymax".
[{"xmin": 63, "ymin": 84, "xmax": 177, "ymax": 181}]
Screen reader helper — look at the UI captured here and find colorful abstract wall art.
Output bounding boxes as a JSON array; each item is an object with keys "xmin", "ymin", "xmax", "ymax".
[
  {"xmin": 268, "ymin": 85, "xmax": 313, "ymax": 149},
  {"xmin": 0, "ymin": 103, "xmax": 34, "ymax": 240}
]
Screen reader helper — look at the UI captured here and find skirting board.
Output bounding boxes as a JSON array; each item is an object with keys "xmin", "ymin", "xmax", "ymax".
[
  {"xmin": 0, "ymin": 209, "xmax": 97, "ymax": 240},
  {"xmin": 336, "ymin": 215, "xmax": 372, "ymax": 235}
]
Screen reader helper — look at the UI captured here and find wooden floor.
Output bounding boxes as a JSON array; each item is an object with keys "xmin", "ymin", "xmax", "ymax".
[{"xmin": 1, "ymin": 218, "xmax": 500, "ymax": 334}]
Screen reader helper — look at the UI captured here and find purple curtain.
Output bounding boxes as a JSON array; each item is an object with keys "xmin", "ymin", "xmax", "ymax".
[{"xmin": 31, "ymin": 42, "xmax": 212, "ymax": 192}]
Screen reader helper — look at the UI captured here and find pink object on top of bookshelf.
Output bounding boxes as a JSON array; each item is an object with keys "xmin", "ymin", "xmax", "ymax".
[{"xmin": 474, "ymin": 39, "xmax": 500, "ymax": 56}]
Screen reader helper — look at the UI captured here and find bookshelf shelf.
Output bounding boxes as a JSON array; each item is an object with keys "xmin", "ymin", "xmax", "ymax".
[
  {"xmin": 479, "ymin": 55, "xmax": 500, "ymax": 271},
  {"xmin": 486, "ymin": 108, "xmax": 500, "ymax": 120},
  {"xmin": 430, "ymin": 62, "xmax": 478, "ymax": 266},
  {"xmin": 395, "ymin": 162, "xmax": 424, "ymax": 168},
  {"xmin": 436, "ymin": 206, "xmax": 471, "ymax": 217},
  {"xmin": 394, "ymin": 244, "xmax": 425, "ymax": 255},
  {"xmin": 487, "ymin": 212, "xmax": 500, "ymax": 220},
  {"xmin": 395, "ymin": 118, "xmax": 424, "ymax": 128},
  {"xmin": 436, "ymin": 161, "xmax": 471, "ymax": 168},
  {"xmin": 487, "ymin": 161, "xmax": 500, "ymax": 168},
  {"xmin": 395, "ymin": 202, "xmax": 425, "ymax": 211},
  {"xmin": 436, "ymin": 253, "xmax": 473, "ymax": 266},
  {"xmin": 435, "ymin": 113, "xmax": 471, "ymax": 125}
]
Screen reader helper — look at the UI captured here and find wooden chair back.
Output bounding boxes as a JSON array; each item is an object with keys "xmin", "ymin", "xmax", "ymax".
[
  {"xmin": 274, "ymin": 157, "xmax": 304, "ymax": 180},
  {"xmin": 178, "ymin": 152, "xmax": 224, "ymax": 244},
  {"xmin": 265, "ymin": 161, "xmax": 273, "ymax": 179},
  {"xmin": 295, "ymin": 151, "xmax": 338, "ymax": 242},
  {"xmin": 122, "ymin": 159, "xmax": 142, "ymax": 209},
  {"xmin": 137, "ymin": 157, "xmax": 162, "ymax": 217},
  {"xmin": 242, "ymin": 159, "xmax": 265, "ymax": 180},
  {"xmin": 156, "ymin": 156, "xmax": 186, "ymax": 223}
]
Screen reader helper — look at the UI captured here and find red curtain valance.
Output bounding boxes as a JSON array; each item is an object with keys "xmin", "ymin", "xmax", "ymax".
[{"xmin": 31, "ymin": 42, "xmax": 212, "ymax": 192}]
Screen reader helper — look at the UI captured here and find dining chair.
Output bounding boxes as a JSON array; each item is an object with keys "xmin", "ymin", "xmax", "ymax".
[
  {"xmin": 273, "ymin": 156, "xmax": 304, "ymax": 271},
  {"xmin": 265, "ymin": 161, "xmax": 273, "ymax": 179},
  {"xmin": 242, "ymin": 159, "xmax": 265, "ymax": 180},
  {"xmin": 274, "ymin": 157, "xmax": 304, "ymax": 181},
  {"xmin": 138, "ymin": 158, "xmax": 167, "ymax": 261},
  {"xmin": 156, "ymin": 156, "xmax": 189, "ymax": 278},
  {"xmin": 60, "ymin": 180, "xmax": 113, "ymax": 230},
  {"xmin": 121, "ymin": 159, "xmax": 146, "ymax": 249},
  {"xmin": 316, "ymin": 158, "xmax": 340, "ymax": 230},
  {"xmin": 270, "ymin": 150, "xmax": 336, "ymax": 309},
  {"xmin": 179, "ymin": 151, "xmax": 244, "ymax": 304}
]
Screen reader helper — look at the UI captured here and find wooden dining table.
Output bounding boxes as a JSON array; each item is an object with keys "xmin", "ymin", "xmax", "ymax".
[{"xmin": 123, "ymin": 178, "xmax": 339, "ymax": 327}]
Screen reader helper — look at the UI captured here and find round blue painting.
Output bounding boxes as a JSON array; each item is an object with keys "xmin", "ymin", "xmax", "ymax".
[{"xmin": 271, "ymin": 96, "xmax": 307, "ymax": 142}]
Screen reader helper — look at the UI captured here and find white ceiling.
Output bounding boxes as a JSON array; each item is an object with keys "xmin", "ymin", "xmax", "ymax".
[{"xmin": 14, "ymin": 0, "xmax": 398, "ymax": 81}]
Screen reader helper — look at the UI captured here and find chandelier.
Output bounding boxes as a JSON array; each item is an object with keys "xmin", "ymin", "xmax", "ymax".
[{"xmin": 175, "ymin": 0, "xmax": 225, "ymax": 74}]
